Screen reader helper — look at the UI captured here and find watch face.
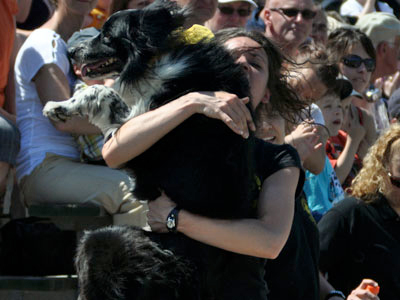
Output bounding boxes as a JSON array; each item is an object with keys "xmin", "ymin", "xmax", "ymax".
[{"xmin": 167, "ymin": 216, "xmax": 176, "ymax": 229}]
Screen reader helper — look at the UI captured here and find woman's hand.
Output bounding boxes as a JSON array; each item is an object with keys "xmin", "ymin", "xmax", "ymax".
[
  {"xmin": 147, "ymin": 192, "xmax": 177, "ymax": 233},
  {"xmin": 347, "ymin": 279, "xmax": 380, "ymax": 300},
  {"xmin": 188, "ymin": 91, "xmax": 255, "ymax": 139}
]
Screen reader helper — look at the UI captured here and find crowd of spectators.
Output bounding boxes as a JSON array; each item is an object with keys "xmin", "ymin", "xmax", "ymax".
[{"xmin": 1, "ymin": 0, "xmax": 400, "ymax": 298}]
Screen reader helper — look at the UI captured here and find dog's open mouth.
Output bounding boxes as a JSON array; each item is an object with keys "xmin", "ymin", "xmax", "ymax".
[{"xmin": 81, "ymin": 57, "xmax": 122, "ymax": 79}]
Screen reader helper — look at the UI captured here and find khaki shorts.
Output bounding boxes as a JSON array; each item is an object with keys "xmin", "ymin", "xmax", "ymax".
[{"xmin": 20, "ymin": 153, "xmax": 148, "ymax": 227}]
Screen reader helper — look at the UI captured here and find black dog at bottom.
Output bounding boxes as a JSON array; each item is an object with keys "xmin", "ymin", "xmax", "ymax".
[
  {"xmin": 42, "ymin": 1, "xmax": 265, "ymax": 299},
  {"xmin": 76, "ymin": 226, "xmax": 199, "ymax": 300}
]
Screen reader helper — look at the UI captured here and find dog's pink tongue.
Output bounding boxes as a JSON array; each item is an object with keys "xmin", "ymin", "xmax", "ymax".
[{"xmin": 81, "ymin": 59, "xmax": 109, "ymax": 77}]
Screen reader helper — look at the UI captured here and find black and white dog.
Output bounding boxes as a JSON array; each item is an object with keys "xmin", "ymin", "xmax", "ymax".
[{"xmin": 43, "ymin": 1, "xmax": 257, "ymax": 299}]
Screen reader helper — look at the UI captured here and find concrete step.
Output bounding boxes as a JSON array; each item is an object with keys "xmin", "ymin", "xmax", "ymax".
[{"xmin": 0, "ymin": 275, "xmax": 78, "ymax": 300}]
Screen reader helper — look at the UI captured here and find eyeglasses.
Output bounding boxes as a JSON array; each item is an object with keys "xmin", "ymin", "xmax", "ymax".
[
  {"xmin": 269, "ymin": 8, "xmax": 316, "ymax": 20},
  {"xmin": 388, "ymin": 172, "xmax": 400, "ymax": 188},
  {"xmin": 218, "ymin": 6, "xmax": 252, "ymax": 17},
  {"xmin": 341, "ymin": 55, "xmax": 376, "ymax": 72}
]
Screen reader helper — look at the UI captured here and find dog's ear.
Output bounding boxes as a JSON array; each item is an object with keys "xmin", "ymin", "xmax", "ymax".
[
  {"xmin": 141, "ymin": 0, "xmax": 186, "ymax": 31},
  {"xmin": 124, "ymin": 0, "xmax": 185, "ymax": 50}
]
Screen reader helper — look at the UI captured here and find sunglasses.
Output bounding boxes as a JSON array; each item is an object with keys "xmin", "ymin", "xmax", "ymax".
[
  {"xmin": 270, "ymin": 8, "xmax": 316, "ymax": 20},
  {"xmin": 388, "ymin": 172, "xmax": 400, "ymax": 188},
  {"xmin": 218, "ymin": 6, "xmax": 252, "ymax": 17},
  {"xmin": 341, "ymin": 55, "xmax": 376, "ymax": 72}
]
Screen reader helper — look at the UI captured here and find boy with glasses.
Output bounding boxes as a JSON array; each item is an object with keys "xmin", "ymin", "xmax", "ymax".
[{"xmin": 205, "ymin": 0, "xmax": 257, "ymax": 32}]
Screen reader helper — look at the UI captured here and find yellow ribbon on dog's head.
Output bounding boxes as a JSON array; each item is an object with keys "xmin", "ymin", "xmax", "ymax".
[{"xmin": 176, "ymin": 25, "xmax": 214, "ymax": 44}]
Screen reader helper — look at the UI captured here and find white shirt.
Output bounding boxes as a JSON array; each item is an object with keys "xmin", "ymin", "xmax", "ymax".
[
  {"xmin": 340, "ymin": 0, "xmax": 394, "ymax": 17},
  {"xmin": 14, "ymin": 29, "xmax": 79, "ymax": 180}
]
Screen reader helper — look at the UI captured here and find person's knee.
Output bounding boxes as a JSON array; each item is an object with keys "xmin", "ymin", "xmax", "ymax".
[{"xmin": 88, "ymin": 171, "xmax": 136, "ymax": 213}]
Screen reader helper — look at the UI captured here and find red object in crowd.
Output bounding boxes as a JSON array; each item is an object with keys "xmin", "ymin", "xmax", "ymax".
[{"xmin": 366, "ymin": 284, "xmax": 380, "ymax": 295}]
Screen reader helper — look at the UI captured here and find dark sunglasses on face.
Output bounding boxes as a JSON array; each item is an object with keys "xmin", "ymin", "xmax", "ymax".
[
  {"xmin": 388, "ymin": 172, "xmax": 400, "ymax": 188},
  {"xmin": 218, "ymin": 6, "xmax": 252, "ymax": 17},
  {"xmin": 341, "ymin": 54, "xmax": 376, "ymax": 72},
  {"xmin": 270, "ymin": 8, "xmax": 316, "ymax": 20}
]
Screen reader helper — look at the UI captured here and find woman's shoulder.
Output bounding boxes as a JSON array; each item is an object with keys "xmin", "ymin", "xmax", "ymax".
[
  {"xmin": 27, "ymin": 28, "xmax": 60, "ymax": 41},
  {"xmin": 254, "ymin": 139, "xmax": 302, "ymax": 171},
  {"xmin": 255, "ymin": 139, "xmax": 299, "ymax": 160},
  {"xmin": 19, "ymin": 29, "xmax": 63, "ymax": 54}
]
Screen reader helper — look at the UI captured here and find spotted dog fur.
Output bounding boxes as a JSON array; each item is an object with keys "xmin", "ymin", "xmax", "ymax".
[{"xmin": 44, "ymin": 85, "xmax": 130, "ymax": 138}]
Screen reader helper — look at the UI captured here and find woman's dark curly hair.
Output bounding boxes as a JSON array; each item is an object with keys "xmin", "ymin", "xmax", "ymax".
[
  {"xmin": 214, "ymin": 28, "xmax": 308, "ymax": 124},
  {"xmin": 327, "ymin": 27, "xmax": 376, "ymax": 63}
]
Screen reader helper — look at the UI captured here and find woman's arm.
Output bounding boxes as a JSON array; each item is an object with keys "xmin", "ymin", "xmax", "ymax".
[
  {"xmin": 34, "ymin": 63, "xmax": 101, "ymax": 135},
  {"xmin": 147, "ymin": 166, "xmax": 299, "ymax": 259},
  {"xmin": 16, "ymin": 0, "xmax": 32, "ymax": 23},
  {"xmin": 102, "ymin": 91, "xmax": 254, "ymax": 168}
]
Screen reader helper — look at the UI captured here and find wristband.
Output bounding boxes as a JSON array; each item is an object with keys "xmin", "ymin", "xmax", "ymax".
[
  {"xmin": 166, "ymin": 207, "xmax": 180, "ymax": 233},
  {"xmin": 324, "ymin": 290, "xmax": 346, "ymax": 300}
]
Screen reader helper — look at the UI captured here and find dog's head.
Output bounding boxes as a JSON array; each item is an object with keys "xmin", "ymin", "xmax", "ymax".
[{"xmin": 69, "ymin": 0, "xmax": 189, "ymax": 85}]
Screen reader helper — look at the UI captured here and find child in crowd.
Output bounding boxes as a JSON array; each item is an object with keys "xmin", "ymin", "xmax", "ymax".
[
  {"xmin": 317, "ymin": 79, "xmax": 366, "ymax": 191},
  {"xmin": 305, "ymin": 79, "xmax": 353, "ymax": 221},
  {"xmin": 66, "ymin": 27, "xmax": 109, "ymax": 164}
]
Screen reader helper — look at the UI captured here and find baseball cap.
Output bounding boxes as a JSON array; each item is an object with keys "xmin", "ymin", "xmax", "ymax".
[
  {"xmin": 67, "ymin": 27, "xmax": 100, "ymax": 49},
  {"xmin": 355, "ymin": 12, "xmax": 400, "ymax": 46},
  {"xmin": 218, "ymin": 0, "xmax": 258, "ymax": 7}
]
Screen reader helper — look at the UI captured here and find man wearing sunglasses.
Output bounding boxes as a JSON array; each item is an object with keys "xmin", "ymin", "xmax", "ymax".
[
  {"xmin": 259, "ymin": 0, "xmax": 316, "ymax": 57},
  {"xmin": 205, "ymin": 0, "xmax": 257, "ymax": 32}
]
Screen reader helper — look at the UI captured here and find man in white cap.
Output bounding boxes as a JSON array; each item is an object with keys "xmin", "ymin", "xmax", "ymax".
[
  {"xmin": 205, "ymin": 0, "xmax": 257, "ymax": 32},
  {"xmin": 356, "ymin": 12, "xmax": 400, "ymax": 82},
  {"xmin": 356, "ymin": 12, "xmax": 400, "ymax": 131},
  {"xmin": 259, "ymin": 0, "xmax": 316, "ymax": 57}
]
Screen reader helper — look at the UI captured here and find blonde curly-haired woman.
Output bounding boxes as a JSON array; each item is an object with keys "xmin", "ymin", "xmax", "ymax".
[{"xmin": 318, "ymin": 123, "xmax": 400, "ymax": 300}]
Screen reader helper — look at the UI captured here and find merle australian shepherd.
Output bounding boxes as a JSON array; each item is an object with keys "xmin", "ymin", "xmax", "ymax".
[{"xmin": 43, "ymin": 1, "xmax": 259, "ymax": 299}]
